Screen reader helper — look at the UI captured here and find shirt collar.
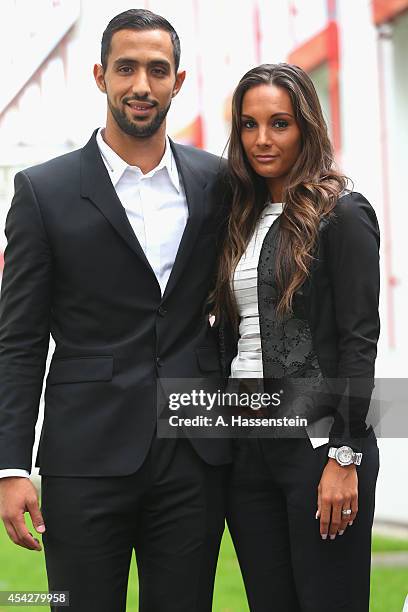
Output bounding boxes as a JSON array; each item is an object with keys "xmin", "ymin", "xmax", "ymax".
[{"xmin": 96, "ymin": 127, "xmax": 180, "ymax": 193}]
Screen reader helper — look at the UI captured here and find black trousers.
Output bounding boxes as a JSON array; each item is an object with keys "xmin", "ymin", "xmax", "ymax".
[
  {"xmin": 41, "ymin": 436, "xmax": 229, "ymax": 612},
  {"xmin": 227, "ymin": 430, "xmax": 379, "ymax": 612}
]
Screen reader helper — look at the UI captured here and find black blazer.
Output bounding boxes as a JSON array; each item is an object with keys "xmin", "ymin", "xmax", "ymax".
[
  {"xmin": 0, "ymin": 131, "xmax": 231, "ymax": 476},
  {"xmin": 222, "ymin": 192, "xmax": 380, "ymax": 452}
]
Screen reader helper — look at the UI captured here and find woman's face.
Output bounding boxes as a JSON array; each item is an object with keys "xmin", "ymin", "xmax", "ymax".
[{"xmin": 240, "ymin": 83, "xmax": 302, "ymax": 201}]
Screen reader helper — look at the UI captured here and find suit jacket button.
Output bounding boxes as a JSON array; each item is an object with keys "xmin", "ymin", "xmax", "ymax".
[
  {"xmin": 158, "ymin": 306, "xmax": 167, "ymax": 317},
  {"xmin": 156, "ymin": 357, "xmax": 163, "ymax": 367}
]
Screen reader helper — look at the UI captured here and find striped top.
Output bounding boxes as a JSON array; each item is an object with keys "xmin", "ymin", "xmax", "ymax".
[{"xmin": 230, "ymin": 202, "xmax": 283, "ymax": 378}]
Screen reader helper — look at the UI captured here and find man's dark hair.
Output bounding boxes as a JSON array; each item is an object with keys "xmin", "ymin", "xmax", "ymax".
[{"xmin": 101, "ymin": 9, "xmax": 181, "ymax": 72}]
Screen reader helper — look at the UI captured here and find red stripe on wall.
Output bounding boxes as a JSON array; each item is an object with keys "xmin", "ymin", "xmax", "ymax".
[
  {"xmin": 288, "ymin": 27, "xmax": 328, "ymax": 72},
  {"xmin": 377, "ymin": 32, "xmax": 396, "ymax": 348},
  {"xmin": 174, "ymin": 116, "xmax": 204, "ymax": 148},
  {"xmin": 288, "ymin": 19, "xmax": 341, "ymax": 154},
  {"xmin": 253, "ymin": 1, "xmax": 262, "ymax": 64},
  {"xmin": 372, "ymin": 0, "xmax": 408, "ymax": 24},
  {"xmin": 327, "ymin": 20, "xmax": 341, "ymax": 154}
]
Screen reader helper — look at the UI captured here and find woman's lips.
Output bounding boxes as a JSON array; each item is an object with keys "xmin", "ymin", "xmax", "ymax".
[{"xmin": 255, "ymin": 155, "xmax": 279, "ymax": 163}]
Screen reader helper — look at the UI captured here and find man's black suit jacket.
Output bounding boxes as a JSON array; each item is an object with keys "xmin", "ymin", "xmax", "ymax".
[{"xmin": 0, "ymin": 131, "xmax": 231, "ymax": 476}]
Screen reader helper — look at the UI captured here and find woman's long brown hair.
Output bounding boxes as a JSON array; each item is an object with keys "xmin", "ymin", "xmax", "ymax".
[{"xmin": 211, "ymin": 63, "xmax": 348, "ymax": 327}]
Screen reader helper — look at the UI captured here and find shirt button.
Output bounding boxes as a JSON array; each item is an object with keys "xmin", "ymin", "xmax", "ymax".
[
  {"xmin": 158, "ymin": 306, "xmax": 167, "ymax": 317},
  {"xmin": 156, "ymin": 357, "xmax": 163, "ymax": 367}
]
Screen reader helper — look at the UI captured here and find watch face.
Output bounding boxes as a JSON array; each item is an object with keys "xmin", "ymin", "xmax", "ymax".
[{"xmin": 337, "ymin": 446, "xmax": 353, "ymax": 465}]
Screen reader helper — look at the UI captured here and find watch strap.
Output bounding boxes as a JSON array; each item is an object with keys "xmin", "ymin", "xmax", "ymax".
[
  {"xmin": 354, "ymin": 452, "xmax": 363, "ymax": 466},
  {"xmin": 328, "ymin": 447, "xmax": 337, "ymax": 459}
]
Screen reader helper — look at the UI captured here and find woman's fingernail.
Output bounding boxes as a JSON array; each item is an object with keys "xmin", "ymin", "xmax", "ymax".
[
  {"xmin": 321, "ymin": 534, "xmax": 328, "ymax": 540},
  {"xmin": 330, "ymin": 535, "xmax": 336, "ymax": 540},
  {"xmin": 315, "ymin": 510, "xmax": 320, "ymax": 519},
  {"xmin": 338, "ymin": 530, "xmax": 345, "ymax": 536},
  {"xmin": 349, "ymin": 521, "xmax": 353, "ymax": 526}
]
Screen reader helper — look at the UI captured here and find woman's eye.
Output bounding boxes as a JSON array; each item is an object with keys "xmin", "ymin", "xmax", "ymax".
[
  {"xmin": 273, "ymin": 119, "xmax": 288, "ymax": 129},
  {"xmin": 242, "ymin": 120, "xmax": 256, "ymax": 129}
]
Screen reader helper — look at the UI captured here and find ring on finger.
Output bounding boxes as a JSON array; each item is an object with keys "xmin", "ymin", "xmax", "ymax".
[{"xmin": 341, "ymin": 508, "xmax": 352, "ymax": 516}]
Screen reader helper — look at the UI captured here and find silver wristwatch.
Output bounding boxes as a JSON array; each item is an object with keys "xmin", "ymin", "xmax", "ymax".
[{"xmin": 328, "ymin": 446, "xmax": 362, "ymax": 466}]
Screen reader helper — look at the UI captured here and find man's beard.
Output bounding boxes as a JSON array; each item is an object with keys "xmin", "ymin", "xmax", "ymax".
[{"xmin": 108, "ymin": 97, "xmax": 171, "ymax": 138}]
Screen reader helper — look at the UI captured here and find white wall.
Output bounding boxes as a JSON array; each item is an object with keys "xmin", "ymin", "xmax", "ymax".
[
  {"xmin": 375, "ymin": 11, "xmax": 408, "ymax": 524},
  {"xmin": 387, "ymin": 12, "xmax": 408, "ymax": 376},
  {"xmin": 338, "ymin": 0, "xmax": 408, "ymax": 523}
]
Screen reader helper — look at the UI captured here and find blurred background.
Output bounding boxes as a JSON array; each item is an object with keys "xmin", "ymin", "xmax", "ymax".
[{"xmin": 0, "ymin": 0, "xmax": 407, "ymax": 609}]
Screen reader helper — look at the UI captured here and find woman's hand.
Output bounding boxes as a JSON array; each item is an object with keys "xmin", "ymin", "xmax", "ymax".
[{"xmin": 316, "ymin": 459, "xmax": 358, "ymax": 540}]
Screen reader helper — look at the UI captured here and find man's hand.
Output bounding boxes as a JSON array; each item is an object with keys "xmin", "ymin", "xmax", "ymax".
[
  {"xmin": 316, "ymin": 459, "xmax": 358, "ymax": 540},
  {"xmin": 0, "ymin": 477, "xmax": 46, "ymax": 551}
]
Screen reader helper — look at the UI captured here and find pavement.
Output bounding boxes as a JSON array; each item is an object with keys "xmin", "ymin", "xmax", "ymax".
[
  {"xmin": 372, "ymin": 551, "xmax": 408, "ymax": 567},
  {"xmin": 374, "ymin": 520, "xmax": 408, "ymax": 539}
]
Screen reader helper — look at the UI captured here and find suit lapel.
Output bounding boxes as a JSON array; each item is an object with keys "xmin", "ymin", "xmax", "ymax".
[
  {"xmin": 80, "ymin": 132, "xmax": 207, "ymax": 299},
  {"xmin": 80, "ymin": 131, "xmax": 154, "ymax": 272},
  {"xmin": 161, "ymin": 141, "xmax": 206, "ymax": 301}
]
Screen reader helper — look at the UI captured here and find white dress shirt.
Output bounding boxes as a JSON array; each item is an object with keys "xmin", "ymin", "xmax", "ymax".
[
  {"xmin": 1, "ymin": 128, "xmax": 189, "ymax": 478},
  {"xmin": 97, "ymin": 128, "xmax": 188, "ymax": 294}
]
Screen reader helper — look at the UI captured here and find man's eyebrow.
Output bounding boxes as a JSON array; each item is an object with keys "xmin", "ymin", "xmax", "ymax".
[
  {"xmin": 113, "ymin": 57, "xmax": 136, "ymax": 66},
  {"xmin": 150, "ymin": 59, "xmax": 171, "ymax": 67},
  {"xmin": 113, "ymin": 57, "xmax": 171, "ymax": 68}
]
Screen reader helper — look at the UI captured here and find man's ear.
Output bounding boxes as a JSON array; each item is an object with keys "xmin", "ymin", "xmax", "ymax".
[
  {"xmin": 93, "ymin": 64, "xmax": 106, "ymax": 93},
  {"xmin": 172, "ymin": 70, "xmax": 186, "ymax": 98}
]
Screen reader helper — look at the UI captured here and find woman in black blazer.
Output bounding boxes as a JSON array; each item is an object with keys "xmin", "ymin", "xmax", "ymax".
[{"xmin": 212, "ymin": 64, "xmax": 380, "ymax": 611}]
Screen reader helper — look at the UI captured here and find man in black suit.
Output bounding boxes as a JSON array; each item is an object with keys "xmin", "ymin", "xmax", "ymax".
[{"xmin": 0, "ymin": 9, "xmax": 230, "ymax": 611}]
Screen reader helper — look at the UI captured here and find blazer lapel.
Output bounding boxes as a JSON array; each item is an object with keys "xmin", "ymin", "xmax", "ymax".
[
  {"xmin": 80, "ymin": 131, "xmax": 154, "ymax": 272},
  {"xmin": 258, "ymin": 215, "xmax": 311, "ymax": 321},
  {"xmin": 258, "ymin": 215, "xmax": 281, "ymax": 295},
  {"xmin": 161, "ymin": 141, "xmax": 206, "ymax": 301}
]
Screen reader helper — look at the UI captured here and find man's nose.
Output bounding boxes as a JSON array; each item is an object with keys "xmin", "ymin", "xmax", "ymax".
[{"xmin": 130, "ymin": 69, "xmax": 151, "ymax": 98}]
